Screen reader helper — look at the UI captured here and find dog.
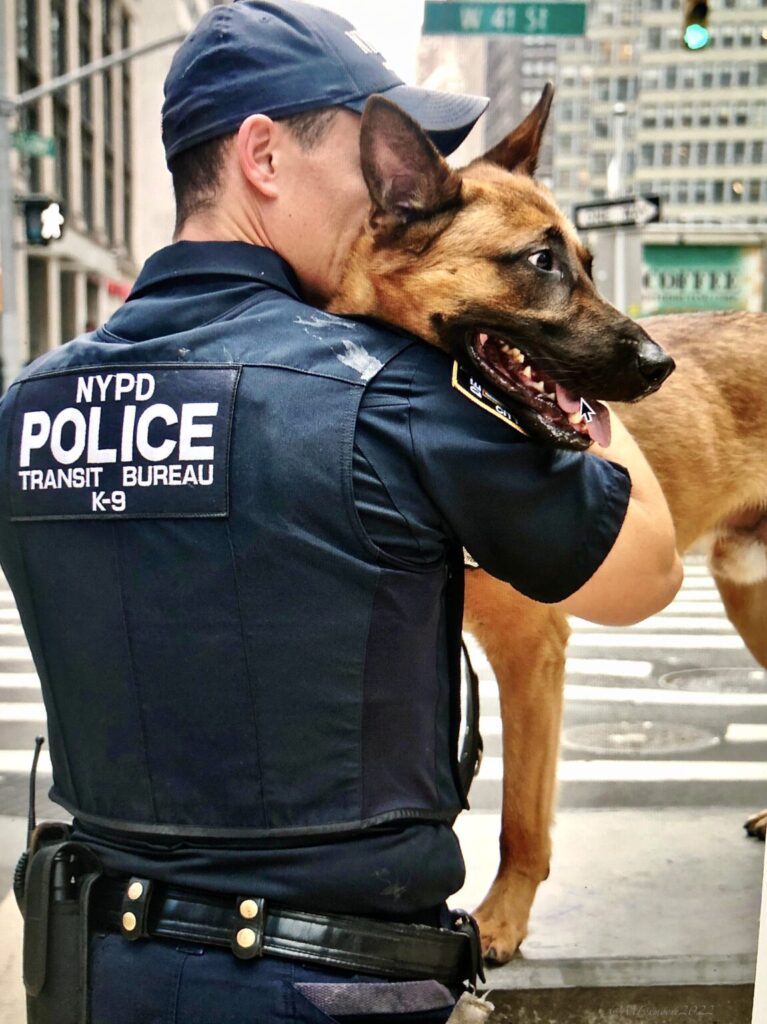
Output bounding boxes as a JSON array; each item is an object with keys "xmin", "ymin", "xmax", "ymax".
[{"xmin": 328, "ymin": 88, "xmax": 767, "ymax": 964}]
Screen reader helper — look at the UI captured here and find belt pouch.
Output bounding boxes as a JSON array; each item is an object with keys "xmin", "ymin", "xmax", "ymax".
[{"xmin": 23, "ymin": 840, "xmax": 102, "ymax": 1024}]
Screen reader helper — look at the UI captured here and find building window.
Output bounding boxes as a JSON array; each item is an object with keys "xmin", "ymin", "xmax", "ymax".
[
  {"xmin": 720, "ymin": 69, "xmax": 732, "ymax": 87},
  {"xmin": 716, "ymin": 141, "xmax": 727, "ymax": 162},
  {"xmin": 50, "ymin": 0, "xmax": 68, "ymax": 204},
  {"xmin": 752, "ymin": 140, "xmax": 764, "ymax": 163},
  {"xmin": 16, "ymin": 0, "xmax": 41, "ymax": 192},
  {"xmin": 122, "ymin": 13, "xmax": 133, "ymax": 253},
  {"xmin": 678, "ymin": 144, "xmax": 690, "ymax": 167},
  {"xmin": 696, "ymin": 142, "xmax": 708, "ymax": 165},
  {"xmin": 79, "ymin": 0, "xmax": 94, "ymax": 229},
  {"xmin": 713, "ymin": 181, "xmax": 725, "ymax": 202},
  {"xmin": 641, "ymin": 143, "xmax": 654, "ymax": 166},
  {"xmin": 748, "ymin": 180, "xmax": 761, "ymax": 202},
  {"xmin": 103, "ymin": 0, "xmax": 115, "ymax": 245},
  {"xmin": 701, "ymin": 70, "xmax": 714, "ymax": 87},
  {"xmin": 647, "ymin": 26, "xmax": 662, "ymax": 49},
  {"xmin": 680, "ymin": 105, "xmax": 693, "ymax": 127},
  {"xmin": 661, "ymin": 143, "xmax": 673, "ymax": 166},
  {"xmin": 734, "ymin": 141, "xmax": 746, "ymax": 162},
  {"xmin": 664, "ymin": 66, "xmax": 677, "ymax": 89}
]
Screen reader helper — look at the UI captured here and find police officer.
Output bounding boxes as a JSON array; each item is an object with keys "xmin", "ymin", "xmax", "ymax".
[{"xmin": 1, "ymin": 2, "xmax": 682, "ymax": 1021}]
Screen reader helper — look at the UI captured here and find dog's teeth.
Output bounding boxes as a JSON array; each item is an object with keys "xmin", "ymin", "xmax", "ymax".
[
  {"xmin": 512, "ymin": 349, "xmax": 525, "ymax": 363},
  {"xmin": 501, "ymin": 342, "xmax": 511, "ymax": 354},
  {"xmin": 521, "ymin": 365, "xmax": 533, "ymax": 379},
  {"xmin": 568, "ymin": 411, "xmax": 584, "ymax": 425},
  {"xmin": 531, "ymin": 380, "xmax": 546, "ymax": 393},
  {"xmin": 477, "ymin": 332, "xmax": 488, "ymax": 345}
]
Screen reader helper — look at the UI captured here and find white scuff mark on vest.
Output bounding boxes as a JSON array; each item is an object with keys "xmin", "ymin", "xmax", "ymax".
[
  {"xmin": 294, "ymin": 313, "xmax": 355, "ymax": 331},
  {"xmin": 337, "ymin": 340, "xmax": 382, "ymax": 382}
]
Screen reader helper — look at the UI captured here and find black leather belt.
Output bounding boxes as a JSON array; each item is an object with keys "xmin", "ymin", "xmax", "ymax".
[{"xmin": 92, "ymin": 877, "xmax": 483, "ymax": 988}]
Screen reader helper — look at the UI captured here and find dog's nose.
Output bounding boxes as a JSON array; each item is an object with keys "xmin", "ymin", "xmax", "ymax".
[{"xmin": 634, "ymin": 340, "xmax": 675, "ymax": 387}]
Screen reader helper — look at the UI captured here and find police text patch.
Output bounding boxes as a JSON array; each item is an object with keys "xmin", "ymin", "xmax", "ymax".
[
  {"xmin": 451, "ymin": 362, "xmax": 527, "ymax": 436},
  {"xmin": 9, "ymin": 365, "xmax": 240, "ymax": 521}
]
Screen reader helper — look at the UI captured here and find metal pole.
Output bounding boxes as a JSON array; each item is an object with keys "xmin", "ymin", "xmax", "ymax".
[
  {"xmin": 609, "ymin": 102, "xmax": 628, "ymax": 313},
  {"xmin": 0, "ymin": 74, "xmax": 18, "ymax": 389},
  {"xmin": 0, "ymin": 31, "xmax": 185, "ymax": 389}
]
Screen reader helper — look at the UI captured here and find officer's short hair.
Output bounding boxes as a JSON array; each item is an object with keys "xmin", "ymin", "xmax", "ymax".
[{"xmin": 170, "ymin": 107, "xmax": 340, "ymax": 233}]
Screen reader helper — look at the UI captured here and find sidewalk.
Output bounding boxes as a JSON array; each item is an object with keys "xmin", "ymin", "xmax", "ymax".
[
  {"xmin": 453, "ymin": 807, "xmax": 762, "ymax": 987},
  {"xmin": 0, "ymin": 807, "xmax": 763, "ymax": 1024}
]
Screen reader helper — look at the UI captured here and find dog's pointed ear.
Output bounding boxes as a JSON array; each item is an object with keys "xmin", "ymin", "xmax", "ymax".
[
  {"xmin": 360, "ymin": 96, "xmax": 462, "ymax": 224},
  {"xmin": 481, "ymin": 82, "xmax": 554, "ymax": 176}
]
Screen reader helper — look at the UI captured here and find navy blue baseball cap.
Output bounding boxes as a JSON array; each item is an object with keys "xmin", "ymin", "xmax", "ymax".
[{"xmin": 162, "ymin": 0, "xmax": 489, "ymax": 165}]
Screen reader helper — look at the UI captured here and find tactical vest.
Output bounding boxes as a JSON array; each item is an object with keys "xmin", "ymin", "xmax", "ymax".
[{"xmin": 0, "ymin": 290, "xmax": 467, "ymax": 841}]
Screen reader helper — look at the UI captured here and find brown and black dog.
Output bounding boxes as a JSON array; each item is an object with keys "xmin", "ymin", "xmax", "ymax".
[{"xmin": 329, "ymin": 88, "xmax": 767, "ymax": 963}]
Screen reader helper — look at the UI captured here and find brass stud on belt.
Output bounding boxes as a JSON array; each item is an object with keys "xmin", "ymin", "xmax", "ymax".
[
  {"xmin": 122, "ymin": 911, "xmax": 137, "ymax": 932},
  {"xmin": 239, "ymin": 899, "xmax": 259, "ymax": 920},
  {"xmin": 127, "ymin": 881, "xmax": 144, "ymax": 901},
  {"xmin": 236, "ymin": 927, "xmax": 257, "ymax": 949}
]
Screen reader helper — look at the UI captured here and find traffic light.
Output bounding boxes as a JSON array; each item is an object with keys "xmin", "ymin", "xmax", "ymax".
[
  {"xmin": 682, "ymin": 1, "xmax": 710, "ymax": 50},
  {"xmin": 22, "ymin": 196, "xmax": 66, "ymax": 246}
]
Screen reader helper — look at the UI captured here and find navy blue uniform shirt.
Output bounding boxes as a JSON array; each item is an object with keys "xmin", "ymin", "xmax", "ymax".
[{"xmin": 22, "ymin": 243, "xmax": 630, "ymax": 916}]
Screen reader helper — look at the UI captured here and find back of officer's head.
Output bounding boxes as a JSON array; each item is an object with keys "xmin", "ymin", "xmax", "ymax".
[{"xmin": 162, "ymin": 1, "xmax": 487, "ymax": 235}]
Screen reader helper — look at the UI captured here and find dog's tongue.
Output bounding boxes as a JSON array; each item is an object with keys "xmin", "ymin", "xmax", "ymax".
[{"xmin": 555, "ymin": 385, "xmax": 612, "ymax": 448}]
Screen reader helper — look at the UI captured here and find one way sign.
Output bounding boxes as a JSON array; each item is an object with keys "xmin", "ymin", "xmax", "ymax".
[{"xmin": 573, "ymin": 194, "xmax": 661, "ymax": 231}]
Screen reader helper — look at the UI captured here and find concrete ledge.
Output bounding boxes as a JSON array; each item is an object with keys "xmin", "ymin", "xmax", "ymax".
[
  {"xmin": 485, "ymin": 984, "xmax": 754, "ymax": 1024},
  {"xmin": 482, "ymin": 952, "xmax": 756, "ymax": 990}
]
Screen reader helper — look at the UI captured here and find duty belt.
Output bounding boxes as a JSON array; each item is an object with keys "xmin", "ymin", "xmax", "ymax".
[{"xmin": 93, "ymin": 877, "xmax": 484, "ymax": 989}]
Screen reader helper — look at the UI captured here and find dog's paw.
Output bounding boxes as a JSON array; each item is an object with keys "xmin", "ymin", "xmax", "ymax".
[
  {"xmin": 744, "ymin": 809, "xmax": 767, "ymax": 840},
  {"xmin": 472, "ymin": 870, "xmax": 539, "ymax": 965}
]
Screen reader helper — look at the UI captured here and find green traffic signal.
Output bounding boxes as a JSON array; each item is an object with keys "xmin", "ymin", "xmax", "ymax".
[{"xmin": 683, "ymin": 22, "xmax": 710, "ymax": 50}]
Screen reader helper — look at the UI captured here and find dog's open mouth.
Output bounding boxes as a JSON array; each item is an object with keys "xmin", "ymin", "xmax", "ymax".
[{"xmin": 467, "ymin": 331, "xmax": 612, "ymax": 447}]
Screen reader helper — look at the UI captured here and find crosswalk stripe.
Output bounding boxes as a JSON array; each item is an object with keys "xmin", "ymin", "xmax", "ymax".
[
  {"xmin": 725, "ymin": 724, "xmax": 767, "ymax": 743},
  {"xmin": 0, "ymin": 647, "xmax": 33, "ymax": 662},
  {"xmin": 570, "ymin": 616, "xmax": 735, "ymax": 633},
  {"xmin": 0, "ymin": 623, "xmax": 27, "ymax": 638},
  {"xmin": 0, "ymin": 703, "xmax": 46, "ymax": 721},
  {"xmin": 659, "ymin": 602, "xmax": 727, "ymax": 614},
  {"xmin": 0, "ymin": 673, "xmax": 40, "ymax": 690},
  {"xmin": 564, "ymin": 658, "xmax": 653, "ymax": 678},
  {"xmin": 474, "ymin": 720, "xmax": 767, "ymax": 742},
  {"xmin": 568, "ymin": 633, "xmax": 744, "ymax": 650},
  {"xmin": 0, "ymin": 750, "xmax": 51, "ymax": 774},
  {"xmin": 565, "ymin": 684, "xmax": 767, "ymax": 707},
  {"xmin": 477, "ymin": 757, "xmax": 767, "ymax": 783},
  {"xmin": 0, "ymin": 608, "xmax": 21, "ymax": 622}
]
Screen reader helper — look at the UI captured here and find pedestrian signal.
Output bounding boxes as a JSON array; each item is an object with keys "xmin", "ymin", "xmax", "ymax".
[
  {"xmin": 23, "ymin": 197, "xmax": 66, "ymax": 246},
  {"xmin": 682, "ymin": 1, "xmax": 710, "ymax": 50}
]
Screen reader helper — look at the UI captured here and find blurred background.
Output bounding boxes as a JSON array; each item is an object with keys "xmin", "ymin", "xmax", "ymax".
[{"xmin": 1, "ymin": 0, "xmax": 765, "ymax": 387}]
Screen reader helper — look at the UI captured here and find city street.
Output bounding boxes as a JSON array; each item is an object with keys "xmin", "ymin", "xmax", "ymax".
[{"xmin": 0, "ymin": 556, "xmax": 764, "ymax": 1020}]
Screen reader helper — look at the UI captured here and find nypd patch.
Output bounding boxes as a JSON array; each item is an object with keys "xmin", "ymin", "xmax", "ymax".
[
  {"xmin": 9, "ymin": 364, "xmax": 240, "ymax": 521},
  {"xmin": 451, "ymin": 362, "xmax": 527, "ymax": 436}
]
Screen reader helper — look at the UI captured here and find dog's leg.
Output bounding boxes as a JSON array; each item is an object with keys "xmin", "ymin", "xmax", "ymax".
[
  {"xmin": 463, "ymin": 569, "xmax": 570, "ymax": 962},
  {"xmin": 711, "ymin": 573, "xmax": 767, "ymax": 841},
  {"xmin": 713, "ymin": 574, "xmax": 767, "ymax": 669}
]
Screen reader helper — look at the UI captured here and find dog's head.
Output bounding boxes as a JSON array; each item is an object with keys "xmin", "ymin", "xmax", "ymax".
[{"xmin": 330, "ymin": 87, "xmax": 675, "ymax": 450}]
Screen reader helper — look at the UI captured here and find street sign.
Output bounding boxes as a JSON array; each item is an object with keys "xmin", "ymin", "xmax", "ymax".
[
  {"xmin": 11, "ymin": 130, "xmax": 56, "ymax": 158},
  {"xmin": 573, "ymin": 194, "xmax": 661, "ymax": 231},
  {"xmin": 422, "ymin": 2, "xmax": 587, "ymax": 36}
]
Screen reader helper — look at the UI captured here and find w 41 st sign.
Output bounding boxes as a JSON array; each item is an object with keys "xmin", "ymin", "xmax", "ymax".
[{"xmin": 423, "ymin": 2, "xmax": 587, "ymax": 36}]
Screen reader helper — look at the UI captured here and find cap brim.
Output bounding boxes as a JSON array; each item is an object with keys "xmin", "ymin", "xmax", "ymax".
[{"xmin": 345, "ymin": 85, "xmax": 489, "ymax": 156}]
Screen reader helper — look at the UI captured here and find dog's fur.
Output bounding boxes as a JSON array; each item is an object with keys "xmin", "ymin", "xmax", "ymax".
[{"xmin": 329, "ymin": 93, "xmax": 767, "ymax": 963}]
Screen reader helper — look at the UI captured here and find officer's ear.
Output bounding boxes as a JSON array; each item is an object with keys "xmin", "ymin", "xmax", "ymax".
[
  {"xmin": 237, "ymin": 114, "xmax": 280, "ymax": 199},
  {"xmin": 360, "ymin": 97, "xmax": 462, "ymax": 228}
]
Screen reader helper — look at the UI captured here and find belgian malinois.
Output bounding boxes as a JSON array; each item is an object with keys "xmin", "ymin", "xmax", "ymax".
[{"xmin": 329, "ymin": 88, "xmax": 767, "ymax": 963}]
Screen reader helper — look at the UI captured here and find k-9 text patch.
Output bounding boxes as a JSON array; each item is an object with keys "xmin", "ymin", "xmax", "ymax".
[{"xmin": 9, "ymin": 364, "xmax": 240, "ymax": 521}]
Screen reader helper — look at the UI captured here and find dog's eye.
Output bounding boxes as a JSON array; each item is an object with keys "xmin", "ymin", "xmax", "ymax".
[{"xmin": 528, "ymin": 249, "xmax": 559, "ymax": 275}]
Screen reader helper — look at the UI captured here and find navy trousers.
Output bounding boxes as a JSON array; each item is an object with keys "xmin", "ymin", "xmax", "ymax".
[{"xmin": 88, "ymin": 933, "xmax": 458, "ymax": 1023}]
